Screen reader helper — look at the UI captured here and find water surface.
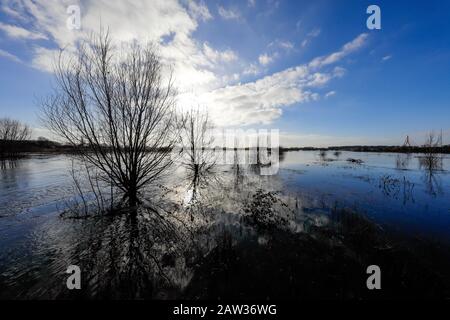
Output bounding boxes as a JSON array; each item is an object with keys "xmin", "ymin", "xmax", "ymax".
[{"xmin": 1, "ymin": 151, "xmax": 449, "ymax": 299}]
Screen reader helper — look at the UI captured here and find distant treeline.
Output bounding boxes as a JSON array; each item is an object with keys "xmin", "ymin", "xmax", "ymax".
[
  {"xmin": 0, "ymin": 139, "xmax": 173, "ymax": 158},
  {"xmin": 2, "ymin": 140, "xmax": 450, "ymax": 158},
  {"xmin": 280, "ymin": 145, "xmax": 450, "ymax": 154},
  {"xmin": 0, "ymin": 139, "xmax": 74, "ymax": 158}
]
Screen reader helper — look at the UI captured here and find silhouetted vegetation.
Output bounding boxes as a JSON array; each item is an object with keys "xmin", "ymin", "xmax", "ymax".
[
  {"xmin": 0, "ymin": 117, "xmax": 31, "ymax": 159},
  {"xmin": 418, "ymin": 131, "xmax": 444, "ymax": 171},
  {"xmin": 41, "ymin": 31, "xmax": 177, "ymax": 208},
  {"xmin": 346, "ymin": 158, "xmax": 364, "ymax": 164},
  {"xmin": 177, "ymin": 107, "xmax": 215, "ymax": 181},
  {"xmin": 328, "ymin": 145, "xmax": 450, "ymax": 154}
]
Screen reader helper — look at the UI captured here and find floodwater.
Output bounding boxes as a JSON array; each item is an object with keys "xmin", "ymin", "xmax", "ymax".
[{"xmin": 0, "ymin": 151, "xmax": 450, "ymax": 299}]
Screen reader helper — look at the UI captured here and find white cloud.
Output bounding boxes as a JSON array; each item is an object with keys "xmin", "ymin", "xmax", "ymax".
[
  {"xmin": 187, "ymin": 0, "xmax": 212, "ymax": 21},
  {"xmin": 243, "ymin": 63, "xmax": 261, "ymax": 76},
  {"xmin": 1, "ymin": 0, "xmax": 240, "ymax": 93},
  {"xmin": 307, "ymin": 28, "xmax": 321, "ymax": 38},
  {"xmin": 197, "ymin": 34, "xmax": 368, "ymax": 126},
  {"xmin": 218, "ymin": 6, "xmax": 240, "ymax": 20},
  {"xmin": 333, "ymin": 66, "xmax": 346, "ymax": 78},
  {"xmin": 30, "ymin": 46, "xmax": 59, "ymax": 72},
  {"xmin": 279, "ymin": 41, "xmax": 294, "ymax": 50},
  {"xmin": 258, "ymin": 53, "xmax": 274, "ymax": 65},
  {"xmin": 202, "ymin": 65, "xmax": 336, "ymax": 126},
  {"xmin": 0, "ymin": 22, "xmax": 47, "ymax": 40},
  {"xmin": 309, "ymin": 33, "xmax": 368, "ymax": 68},
  {"xmin": 301, "ymin": 27, "xmax": 321, "ymax": 48},
  {"xmin": 0, "ymin": 48, "xmax": 22, "ymax": 63},
  {"xmin": 269, "ymin": 39, "xmax": 294, "ymax": 51},
  {"xmin": 248, "ymin": 0, "xmax": 256, "ymax": 7},
  {"xmin": 1, "ymin": 1, "xmax": 25, "ymax": 20},
  {"xmin": 325, "ymin": 91, "xmax": 336, "ymax": 98},
  {"xmin": 203, "ymin": 42, "xmax": 237, "ymax": 63},
  {"xmin": 1, "ymin": 1, "xmax": 369, "ymax": 128},
  {"xmin": 382, "ymin": 55, "xmax": 392, "ymax": 61}
]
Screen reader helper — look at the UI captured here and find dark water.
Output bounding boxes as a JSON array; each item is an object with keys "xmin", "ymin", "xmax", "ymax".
[
  {"xmin": 0, "ymin": 151, "xmax": 449, "ymax": 299},
  {"xmin": 280, "ymin": 151, "xmax": 450, "ymax": 241}
]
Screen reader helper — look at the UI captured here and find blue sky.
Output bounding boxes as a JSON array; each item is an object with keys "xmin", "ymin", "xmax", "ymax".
[{"xmin": 0, "ymin": 0, "xmax": 449, "ymax": 146}]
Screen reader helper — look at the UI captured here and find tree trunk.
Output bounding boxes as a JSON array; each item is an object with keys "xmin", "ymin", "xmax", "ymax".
[{"xmin": 128, "ymin": 185, "xmax": 138, "ymax": 209}]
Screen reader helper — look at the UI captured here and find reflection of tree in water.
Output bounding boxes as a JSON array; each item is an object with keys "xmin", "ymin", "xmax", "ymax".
[
  {"xmin": 421, "ymin": 169, "xmax": 443, "ymax": 197},
  {"xmin": 319, "ymin": 149, "xmax": 328, "ymax": 162},
  {"xmin": 6, "ymin": 157, "xmax": 450, "ymax": 299},
  {"xmin": 176, "ymin": 107, "xmax": 220, "ymax": 221},
  {"xmin": 378, "ymin": 174, "xmax": 415, "ymax": 205},
  {"xmin": 58, "ymin": 203, "xmax": 196, "ymax": 299},
  {"xmin": 0, "ymin": 159, "xmax": 22, "ymax": 203},
  {"xmin": 0, "ymin": 159, "xmax": 20, "ymax": 170},
  {"xmin": 183, "ymin": 197, "xmax": 450, "ymax": 299},
  {"xmin": 0, "ymin": 159, "xmax": 21, "ymax": 190},
  {"xmin": 419, "ymin": 153, "xmax": 443, "ymax": 172},
  {"xmin": 395, "ymin": 153, "xmax": 412, "ymax": 170},
  {"xmin": 183, "ymin": 168, "xmax": 224, "ymax": 222},
  {"xmin": 232, "ymin": 149, "xmax": 245, "ymax": 189},
  {"xmin": 418, "ymin": 131, "xmax": 444, "ymax": 196},
  {"xmin": 177, "ymin": 108, "xmax": 215, "ymax": 180},
  {"xmin": 419, "ymin": 154, "xmax": 444, "ymax": 197}
]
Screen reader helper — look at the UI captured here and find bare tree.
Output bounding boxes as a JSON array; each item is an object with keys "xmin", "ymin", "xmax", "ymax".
[
  {"xmin": 41, "ymin": 32, "xmax": 177, "ymax": 208},
  {"xmin": 419, "ymin": 131, "xmax": 444, "ymax": 196},
  {"xmin": 419, "ymin": 131, "xmax": 443, "ymax": 172},
  {"xmin": 0, "ymin": 118, "xmax": 31, "ymax": 141},
  {"xmin": 60, "ymin": 159, "xmax": 119, "ymax": 218},
  {"xmin": 0, "ymin": 117, "xmax": 31, "ymax": 159},
  {"xmin": 177, "ymin": 107, "xmax": 215, "ymax": 179},
  {"xmin": 395, "ymin": 153, "xmax": 411, "ymax": 170},
  {"xmin": 319, "ymin": 149, "xmax": 328, "ymax": 162}
]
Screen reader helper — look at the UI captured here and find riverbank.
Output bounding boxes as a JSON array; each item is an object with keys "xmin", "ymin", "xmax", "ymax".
[
  {"xmin": 2, "ymin": 140, "xmax": 450, "ymax": 158},
  {"xmin": 281, "ymin": 145, "xmax": 450, "ymax": 154}
]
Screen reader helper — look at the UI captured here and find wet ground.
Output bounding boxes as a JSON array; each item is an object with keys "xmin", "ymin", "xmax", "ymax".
[{"xmin": 0, "ymin": 151, "xmax": 449, "ymax": 299}]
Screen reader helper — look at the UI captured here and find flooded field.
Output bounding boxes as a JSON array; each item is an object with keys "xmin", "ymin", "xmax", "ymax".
[{"xmin": 1, "ymin": 151, "xmax": 450, "ymax": 299}]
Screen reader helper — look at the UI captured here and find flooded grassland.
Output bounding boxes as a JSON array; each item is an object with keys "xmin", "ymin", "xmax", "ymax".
[{"xmin": 0, "ymin": 151, "xmax": 450, "ymax": 299}]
